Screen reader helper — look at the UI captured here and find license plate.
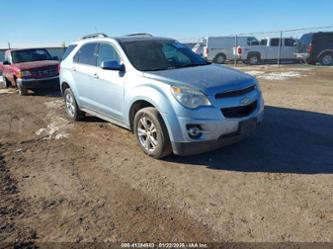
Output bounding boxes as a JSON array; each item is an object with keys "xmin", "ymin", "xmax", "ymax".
[{"xmin": 239, "ymin": 118, "xmax": 257, "ymax": 135}]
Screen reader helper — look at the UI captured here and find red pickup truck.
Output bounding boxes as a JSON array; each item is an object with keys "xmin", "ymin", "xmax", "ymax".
[{"xmin": 1, "ymin": 48, "xmax": 59, "ymax": 95}]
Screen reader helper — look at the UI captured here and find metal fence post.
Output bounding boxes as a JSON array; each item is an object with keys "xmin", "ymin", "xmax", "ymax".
[
  {"xmin": 277, "ymin": 31, "xmax": 283, "ymax": 66},
  {"xmin": 234, "ymin": 34, "xmax": 238, "ymax": 67}
]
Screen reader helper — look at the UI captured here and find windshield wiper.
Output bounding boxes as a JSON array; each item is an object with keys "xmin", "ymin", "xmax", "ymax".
[
  {"xmin": 145, "ymin": 66, "xmax": 176, "ymax": 71},
  {"xmin": 176, "ymin": 63, "xmax": 209, "ymax": 69}
]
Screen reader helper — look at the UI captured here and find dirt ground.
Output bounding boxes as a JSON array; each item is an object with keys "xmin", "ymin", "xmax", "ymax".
[{"xmin": 0, "ymin": 65, "xmax": 332, "ymax": 245}]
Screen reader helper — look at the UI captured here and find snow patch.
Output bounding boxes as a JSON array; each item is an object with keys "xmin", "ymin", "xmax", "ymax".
[
  {"xmin": 35, "ymin": 120, "xmax": 70, "ymax": 140},
  {"xmin": 245, "ymin": 71, "xmax": 303, "ymax": 80},
  {"xmin": 44, "ymin": 99, "xmax": 64, "ymax": 109},
  {"xmin": 35, "ymin": 99, "xmax": 72, "ymax": 140}
]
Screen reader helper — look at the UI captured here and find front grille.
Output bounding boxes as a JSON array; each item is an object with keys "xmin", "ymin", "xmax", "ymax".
[
  {"xmin": 215, "ymin": 85, "xmax": 256, "ymax": 99},
  {"xmin": 32, "ymin": 67, "xmax": 58, "ymax": 78},
  {"xmin": 221, "ymin": 100, "xmax": 257, "ymax": 118}
]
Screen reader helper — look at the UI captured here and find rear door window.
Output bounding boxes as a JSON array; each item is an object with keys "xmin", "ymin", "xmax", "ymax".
[
  {"xmin": 260, "ymin": 39, "xmax": 268, "ymax": 46},
  {"xmin": 270, "ymin": 38, "xmax": 280, "ymax": 47},
  {"xmin": 284, "ymin": 38, "xmax": 295, "ymax": 46},
  {"xmin": 74, "ymin": 43, "xmax": 99, "ymax": 66}
]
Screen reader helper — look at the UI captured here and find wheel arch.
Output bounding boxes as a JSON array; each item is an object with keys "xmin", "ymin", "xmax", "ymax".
[
  {"xmin": 128, "ymin": 100, "xmax": 154, "ymax": 131},
  {"xmin": 59, "ymin": 80, "xmax": 81, "ymax": 106},
  {"xmin": 317, "ymin": 49, "xmax": 333, "ymax": 59},
  {"xmin": 61, "ymin": 82, "xmax": 70, "ymax": 94},
  {"xmin": 213, "ymin": 53, "xmax": 227, "ymax": 63},
  {"xmin": 247, "ymin": 51, "xmax": 261, "ymax": 59},
  {"xmin": 125, "ymin": 86, "xmax": 182, "ymax": 143}
]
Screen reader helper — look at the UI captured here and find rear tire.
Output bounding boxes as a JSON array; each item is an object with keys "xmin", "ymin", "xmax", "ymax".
[
  {"xmin": 319, "ymin": 52, "xmax": 333, "ymax": 66},
  {"xmin": 213, "ymin": 54, "xmax": 226, "ymax": 64},
  {"xmin": 134, "ymin": 107, "xmax": 172, "ymax": 159},
  {"xmin": 63, "ymin": 88, "xmax": 85, "ymax": 121}
]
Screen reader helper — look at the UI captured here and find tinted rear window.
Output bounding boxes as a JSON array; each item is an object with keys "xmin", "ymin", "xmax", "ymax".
[
  {"xmin": 313, "ymin": 32, "xmax": 333, "ymax": 43},
  {"xmin": 62, "ymin": 45, "xmax": 77, "ymax": 60}
]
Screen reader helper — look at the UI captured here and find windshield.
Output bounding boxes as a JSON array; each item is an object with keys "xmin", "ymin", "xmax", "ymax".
[
  {"xmin": 12, "ymin": 49, "xmax": 52, "ymax": 63},
  {"xmin": 119, "ymin": 40, "xmax": 210, "ymax": 71}
]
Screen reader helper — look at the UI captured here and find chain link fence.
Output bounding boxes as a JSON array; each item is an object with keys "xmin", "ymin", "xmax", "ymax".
[{"xmin": 188, "ymin": 26, "xmax": 333, "ymax": 67}]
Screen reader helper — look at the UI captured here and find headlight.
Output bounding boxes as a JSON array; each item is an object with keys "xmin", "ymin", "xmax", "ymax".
[
  {"xmin": 170, "ymin": 86, "xmax": 212, "ymax": 109},
  {"xmin": 18, "ymin": 70, "xmax": 32, "ymax": 78}
]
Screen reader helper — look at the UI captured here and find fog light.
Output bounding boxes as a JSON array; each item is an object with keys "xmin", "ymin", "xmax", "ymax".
[{"xmin": 186, "ymin": 124, "xmax": 202, "ymax": 139}]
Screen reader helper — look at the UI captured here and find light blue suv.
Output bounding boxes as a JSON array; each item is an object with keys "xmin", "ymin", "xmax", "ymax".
[{"xmin": 60, "ymin": 33, "xmax": 264, "ymax": 158}]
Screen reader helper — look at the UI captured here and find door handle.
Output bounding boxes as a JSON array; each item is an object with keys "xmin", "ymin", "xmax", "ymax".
[
  {"xmin": 93, "ymin": 73, "xmax": 99, "ymax": 79},
  {"xmin": 71, "ymin": 67, "xmax": 76, "ymax": 71}
]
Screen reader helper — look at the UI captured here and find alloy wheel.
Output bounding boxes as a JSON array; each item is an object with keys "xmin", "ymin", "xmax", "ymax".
[
  {"xmin": 322, "ymin": 55, "xmax": 333, "ymax": 65},
  {"xmin": 137, "ymin": 116, "xmax": 158, "ymax": 152},
  {"xmin": 65, "ymin": 93, "xmax": 75, "ymax": 117}
]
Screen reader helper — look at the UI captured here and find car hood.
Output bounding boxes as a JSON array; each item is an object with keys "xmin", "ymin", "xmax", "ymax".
[
  {"xmin": 143, "ymin": 64, "xmax": 256, "ymax": 95},
  {"xmin": 14, "ymin": 60, "xmax": 59, "ymax": 70}
]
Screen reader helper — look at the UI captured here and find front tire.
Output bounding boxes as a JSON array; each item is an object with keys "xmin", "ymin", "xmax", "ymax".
[
  {"xmin": 134, "ymin": 107, "xmax": 172, "ymax": 159},
  {"xmin": 64, "ymin": 88, "xmax": 85, "ymax": 121}
]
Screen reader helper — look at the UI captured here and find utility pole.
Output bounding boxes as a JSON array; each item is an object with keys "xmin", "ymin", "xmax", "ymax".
[
  {"xmin": 277, "ymin": 31, "xmax": 282, "ymax": 67},
  {"xmin": 234, "ymin": 34, "xmax": 238, "ymax": 67}
]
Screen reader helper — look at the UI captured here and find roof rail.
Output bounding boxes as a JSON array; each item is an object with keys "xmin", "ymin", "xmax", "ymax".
[
  {"xmin": 125, "ymin": 33, "xmax": 153, "ymax": 37},
  {"xmin": 81, "ymin": 33, "xmax": 108, "ymax": 40}
]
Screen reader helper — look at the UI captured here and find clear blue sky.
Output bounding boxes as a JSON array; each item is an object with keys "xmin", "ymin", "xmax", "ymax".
[{"xmin": 1, "ymin": 0, "xmax": 333, "ymax": 47}]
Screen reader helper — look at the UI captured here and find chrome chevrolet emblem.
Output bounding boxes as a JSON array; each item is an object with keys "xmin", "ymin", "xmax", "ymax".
[{"xmin": 240, "ymin": 96, "xmax": 251, "ymax": 106}]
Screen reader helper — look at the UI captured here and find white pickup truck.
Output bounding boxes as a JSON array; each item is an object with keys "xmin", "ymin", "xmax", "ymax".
[
  {"xmin": 193, "ymin": 36, "xmax": 259, "ymax": 64},
  {"xmin": 234, "ymin": 37, "xmax": 297, "ymax": 64}
]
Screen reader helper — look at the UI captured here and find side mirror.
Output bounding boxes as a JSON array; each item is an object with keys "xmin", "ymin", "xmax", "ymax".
[
  {"xmin": 52, "ymin": 56, "xmax": 59, "ymax": 61},
  {"xmin": 101, "ymin": 60, "xmax": 125, "ymax": 71},
  {"xmin": 3, "ymin": 60, "xmax": 10, "ymax": 65}
]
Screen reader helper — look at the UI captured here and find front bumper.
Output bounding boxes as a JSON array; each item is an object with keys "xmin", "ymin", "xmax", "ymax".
[
  {"xmin": 17, "ymin": 76, "xmax": 59, "ymax": 89},
  {"xmin": 168, "ymin": 94, "xmax": 264, "ymax": 155},
  {"xmin": 172, "ymin": 117, "xmax": 261, "ymax": 156}
]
